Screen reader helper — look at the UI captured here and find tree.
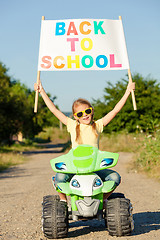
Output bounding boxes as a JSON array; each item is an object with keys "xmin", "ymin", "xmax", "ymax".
[
  {"xmin": 93, "ymin": 73, "xmax": 160, "ymax": 133},
  {"xmin": 0, "ymin": 62, "xmax": 59, "ymax": 143},
  {"xmin": 0, "ymin": 63, "xmax": 14, "ymax": 142}
]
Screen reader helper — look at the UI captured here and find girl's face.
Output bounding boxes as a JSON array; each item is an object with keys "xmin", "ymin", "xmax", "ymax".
[{"xmin": 73, "ymin": 104, "xmax": 93, "ymax": 125}]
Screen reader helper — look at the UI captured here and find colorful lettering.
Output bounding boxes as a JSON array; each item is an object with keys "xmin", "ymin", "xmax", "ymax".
[
  {"xmin": 53, "ymin": 56, "xmax": 65, "ymax": 69},
  {"xmin": 96, "ymin": 55, "xmax": 108, "ymax": 68},
  {"xmin": 55, "ymin": 22, "xmax": 65, "ymax": 35},
  {"xmin": 41, "ymin": 56, "xmax": 52, "ymax": 69},
  {"xmin": 81, "ymin": 55, "xmax": 93, "ymax": 68},
  {"xmin": 67, "ymin": 38, "xmax": 79, "ymax": 51},
  {"xmin": 67, "ymin": 22, "xmax": 78, "ymax": 35},
  {"xmin": 81, "ymin": 38, "xmax": 93, "ymax": 51},
  {"xmin": 94, "ymin": 21, "xmax": 105, "ymax": 34},
  {"xmin": 110, "ymin": 54, "xmax": 122, "ymax": 68},
  {"xmin": 67, "ymin": 55, "xmax": 80, "ymax": 68},
  {"xmin": 40, "ymin": 54, "xmax": 123, "ymax": 70},
  {"xmin": 79, "ymin": 21, "xmax": 91, "ymax": 35}
]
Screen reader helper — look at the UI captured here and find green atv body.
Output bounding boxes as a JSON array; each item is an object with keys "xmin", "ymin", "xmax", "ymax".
[
  {"xmin": 50, "ymin": 144, "xmax": 119, "ymax": 215},
  {"xmin": 42, "ymin": 145, "xmax": 134, "ymax": 239}
]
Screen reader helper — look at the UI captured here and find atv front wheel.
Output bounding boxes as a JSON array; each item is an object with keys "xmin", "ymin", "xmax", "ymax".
[
  {"xmin": 105, "ymin": 197, "xmax": 134, "ymax": 236},
  {"xmin": 42, "ymin": 195, "xmax": 68, "ymax": 239}
]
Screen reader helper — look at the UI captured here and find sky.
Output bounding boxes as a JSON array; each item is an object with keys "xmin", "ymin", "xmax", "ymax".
[{"xmin": 0, "ymin": 0, "xmax": 160, "ymax": 112}]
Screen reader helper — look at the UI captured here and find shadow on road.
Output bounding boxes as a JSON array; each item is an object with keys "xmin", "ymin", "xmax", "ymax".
[
  {"xmin": 69, "ymin": 219, "xmax": 106, "ymax": 237},
  {"xmin": 68, "ymin": 211, "xmax": 160, "ymax": 237},
  {"xmin": 0, "ymin": 141, "xmax": 71, "ymax": 178},
  {"xmin": 23, "ymin": 141, "xmax": 71, "ymax": 155},
  {"xmin": 0, "ymin": 166, "xmax": 31, "ymax": 179},
  {"xmin": 133, "ymin": 211, "xmax": 160, "ymax": 235}
]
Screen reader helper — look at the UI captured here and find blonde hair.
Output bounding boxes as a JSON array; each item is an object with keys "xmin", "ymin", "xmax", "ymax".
[{"xmin": 72, "ymin": 98, "xmax": 98, "ymax": 144}]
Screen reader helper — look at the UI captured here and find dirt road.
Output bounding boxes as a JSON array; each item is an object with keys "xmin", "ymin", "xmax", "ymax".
[{"xmin": 0, "ymin": 142, "xmax": 160, "ymax": 240}]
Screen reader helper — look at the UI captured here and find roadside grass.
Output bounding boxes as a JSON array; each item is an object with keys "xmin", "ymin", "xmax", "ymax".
[
  {"xmin": 35, "ymin": 127, "xmax": 70, "ymax": 143},
  {"xmin": 0, "ymin": 152, "xmax": 26, "ymax": 171},
  {"xmin": 99, "ymin": 131, "xmax": 160, "ymax": 182},
  {"xmin": 0, "ymin": 140, "xmax": 41, "ymax": 171},
  {"xmin": 99, "ymin": 131, "xmax": 141, "ymax": 152},
  {"xmin": 133, "ymin": 131, "xmax": 160, "ymax": 181}
]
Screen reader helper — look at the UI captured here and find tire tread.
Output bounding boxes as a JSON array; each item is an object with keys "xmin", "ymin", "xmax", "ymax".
[
  {"xmin": 105, "ymin": 197, "xmax": 132, "ymax": 236},
  {"xmin": 42, "ymin": 195, "xmax": 68, "ymax": 239}
]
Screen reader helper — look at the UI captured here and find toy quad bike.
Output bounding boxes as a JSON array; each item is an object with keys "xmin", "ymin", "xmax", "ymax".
[{"xmin": 42, "ymin": 145, "xmax": 134, "ymax": 239}]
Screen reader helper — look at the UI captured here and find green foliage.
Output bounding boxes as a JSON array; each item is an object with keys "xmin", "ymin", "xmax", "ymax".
[
  {"xmin": 137, "ymin": 133, "xmax": 160, "ymax": 169},
  {"xmin": 93, "ymin": 73, "xmax": 160, "ymax": 133},
  {"xmin": 134, "ymin": 131, "xmax": 160, "ymax": 181},
  {"xmin": 0, "ymin": 62, "xmax": 58, "ymax": 143}
]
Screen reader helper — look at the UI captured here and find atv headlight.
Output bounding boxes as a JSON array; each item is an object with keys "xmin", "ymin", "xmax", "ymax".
[
  {"xmin": 71, "ymin": 179, "xmax": 80, "ymax": 188},
  {"xmin": 100, "ymin": 158, "xmax": 114, "ymax": 168},
  {"xmin": 93, "ymin": 178, "xmax": 102, "ymax": 187},
  {"xmin": 55, "ymin": 162, "xmax": 67, "ymax": 171}
]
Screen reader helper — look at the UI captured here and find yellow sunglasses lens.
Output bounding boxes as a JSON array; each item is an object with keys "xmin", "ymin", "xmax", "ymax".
[
  {"xmin": 76, "ymin": 112, "xmax": 83, "ymax": 118},
  {"xmin": 85, "ymin": 108, "xmax": 92, "ymax": 114}
]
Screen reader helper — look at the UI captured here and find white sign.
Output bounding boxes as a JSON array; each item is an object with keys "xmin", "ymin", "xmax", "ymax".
[{"xmin": 38, "ymin": 19, "xmax": 130, "ymax": 71}]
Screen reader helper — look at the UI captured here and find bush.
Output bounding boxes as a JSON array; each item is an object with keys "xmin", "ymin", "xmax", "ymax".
[
  {"xmin": 93, "ymin": 73, "xmax": 160, "ymax": 134},
  {"xmin": 0, "ymin": 62, "xmax": 58, "ymax": 143}
]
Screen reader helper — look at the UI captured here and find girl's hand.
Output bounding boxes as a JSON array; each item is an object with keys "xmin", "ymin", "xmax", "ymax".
[
  {"xmin": 34, "ymin": 82, "xmax": 43, "ymax": 93},
  {"xmin": 126, "ymin": 82, "xmax": 135, "ymax": 93}
]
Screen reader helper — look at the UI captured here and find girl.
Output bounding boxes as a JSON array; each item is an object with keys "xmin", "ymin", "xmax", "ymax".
[{"xmin": 34, "ymin": 81, "xmax": 135, "ymax": 202}]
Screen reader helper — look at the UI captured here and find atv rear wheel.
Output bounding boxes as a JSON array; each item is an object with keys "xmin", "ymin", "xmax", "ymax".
[
  {"xmin": 105, "ymin": 197, "xmax": 134, "ymax": 236},
  {"xmin": 42, "ymin": 195, "xmax": 68, "ymax": 239}
]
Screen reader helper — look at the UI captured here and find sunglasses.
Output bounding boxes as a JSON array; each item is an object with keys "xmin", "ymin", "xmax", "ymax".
[{"xmin": 74, "ymin": 107, "xmax": 93, "ymax": 118}]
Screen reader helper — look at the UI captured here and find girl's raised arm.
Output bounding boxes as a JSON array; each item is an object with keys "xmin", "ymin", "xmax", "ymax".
[
  {"xmin": 102, "ymin": 82, "xmax": 135, "ymax": 127},
  {"xmin": 34, "ymin": 82, "xmax": 68, "ymax": 126}
]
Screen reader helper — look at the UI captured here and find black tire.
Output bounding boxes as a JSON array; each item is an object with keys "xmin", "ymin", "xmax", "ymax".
[
  {"xmin": 105, "ymin": 197, "xmax": 133, "ymax": 236},
  {"xmin": 42, "ymin": 195, "xmax": 68, "ymax": 239},
  {"xmin": 108, "ymin": 192, "xmax": 125, "ymax": 199}
]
